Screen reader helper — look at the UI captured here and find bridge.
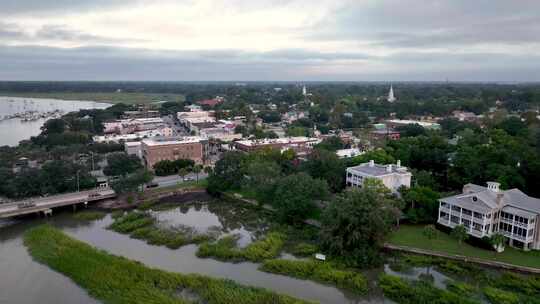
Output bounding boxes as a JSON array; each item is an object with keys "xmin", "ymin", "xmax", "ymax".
[{"xmin": 0, "ymin": 188, "xmax": 116, "ymax": 219}]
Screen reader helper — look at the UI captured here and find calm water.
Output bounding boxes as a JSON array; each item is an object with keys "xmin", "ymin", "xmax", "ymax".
[
  {"xmin": 2, "ymin": 202, "xmax": 446, "ymax": 304},
  {"xmin": 0, "ymin": 96, "xmax": 110, "ymax": 146}
]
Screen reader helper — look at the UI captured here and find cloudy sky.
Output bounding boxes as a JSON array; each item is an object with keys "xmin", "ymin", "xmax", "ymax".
[{"xmin": 1, "ymin": 0, "xmax": 540, "ymax": 81}]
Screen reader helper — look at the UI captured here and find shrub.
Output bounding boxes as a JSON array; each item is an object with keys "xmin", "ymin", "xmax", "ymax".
[
  {"xmin": 137, "ymin": 200, "xmax": 157, "ymax": 211},
  {"xmin": 446, "ymin": 281, "xmax": 476, "ymax": 296},
  {"xmin": 483, "ymin": 287, "xmax": 520, "ymax": 304},
  {"xmin": 108, "ymin": 212, "xmax": 154, "ymax": 233},
  {"xmin": 243, "ymin": 232, "xmax": 285, "ymax": 262},
  {"xmin": 290, "ymin": 243, "xmax": 318, "ymax": 257}
]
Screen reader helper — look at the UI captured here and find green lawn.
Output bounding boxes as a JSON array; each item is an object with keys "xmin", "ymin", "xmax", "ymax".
[
  {"xmin": 388, "ymin": 225, "xmax": 540, "ymax": 269},
  {"xmin": 1, "ymin": 92, "xmax": 185, "ymax": 104}
]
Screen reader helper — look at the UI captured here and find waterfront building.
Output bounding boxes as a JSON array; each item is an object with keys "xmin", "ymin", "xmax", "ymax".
[
  {"xmin": 141, "ymin": 136, "xmax": 205, "ymax": 169},
  {"xmin": 438, "ymin": 182, "xmax": 540, "ymax": 250}
]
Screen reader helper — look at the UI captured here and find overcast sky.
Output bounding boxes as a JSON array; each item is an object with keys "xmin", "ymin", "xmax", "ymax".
[{"xmin": 1, "ymin": 0, "xmax": 540, "ymax": 81}]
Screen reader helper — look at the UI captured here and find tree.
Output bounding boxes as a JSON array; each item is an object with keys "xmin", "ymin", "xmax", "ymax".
[
  {"xmin": 206, "ymin": 151, "xmax": 246, "ymax": 194},
  {"xmin": 320, "ymin": 180, "xmax": 400, "ymax": 267},
  {"xmin": 103, "ymin": 153, "xmax": 142, "ymax": 177},
  {"xmin": 302, "ymin": 149, "xmax": 346, "ymax": 192},
  {"xmin": 315, "ymin": 136, "xmax": 344, "ymax": 152},
  {"xmin": 41, "ymin": 118, "xmax": 66, "ymax": 135},
  {"xmin": 423, "ymin": 225, "xmax": 438, "ymax": 240},
  {"xmin": 178, "ymin": 167, "xmax": 190, "ymax": 182},
  {"xmin": 451, "ymin": 225, "xmax": 469, "ymax": 246},
  {"xmin": 272, "ymin": 173, "xmax": 329, "ymax": 223},
  {"xmin": 111, "ymin": 169, "xmax": 153, "ymax": 194},
  {"xmin": 490, "ymin": 233, "xmax": 506, "ymax": 253},
  {"xmin": 245, "ymin": 160, "xmax": 282, "ymax": 204},
  {"xmin": 401, "ymin": 186, "xmax": 440, "ymax": 223},
  {"xmin": 192, "ymin": 164, "xmax": 203, "ymax": 181}
]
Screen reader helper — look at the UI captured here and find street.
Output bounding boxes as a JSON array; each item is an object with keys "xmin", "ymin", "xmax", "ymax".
[{"xmin": 151, "ymin": 172, "xmax": 208, "ymax": 188}]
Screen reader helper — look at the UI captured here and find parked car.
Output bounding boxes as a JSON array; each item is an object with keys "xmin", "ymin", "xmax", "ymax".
[{"xmin": 146, "ymin": 182, "xmax": 159, "ymax": 189}]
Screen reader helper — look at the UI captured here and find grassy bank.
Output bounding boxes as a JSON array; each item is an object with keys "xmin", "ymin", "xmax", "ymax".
[
  {"xmin": 197, "ymin": 232, "xmax": 285, "ymax": 262},
  {"xmin": 109, "ymin": 211, "xmax": 215, "ymax": 249},
  {"xmin": 388, "ymin": 225, "xmax": 540, "ymax": 269},
  {"xmin": 24, "ymin": 225, "xmax": 311, "ymax": 304},
  {"xmin": 260, "ymin": 259, "xmax": 368, "ymax": 294},
  {"xmin": 1, "ymin": 92, "xmax": 185, "ymax": 105}
]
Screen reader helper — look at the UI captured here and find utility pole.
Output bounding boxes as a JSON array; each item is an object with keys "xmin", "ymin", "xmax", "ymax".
[
  {"xmin": 90, "ymin": 152, "xmax": 95, "ymax": 171},
  {"xmin": 76, "ymin": 170, "xmax": 80, "ymax": 192}
]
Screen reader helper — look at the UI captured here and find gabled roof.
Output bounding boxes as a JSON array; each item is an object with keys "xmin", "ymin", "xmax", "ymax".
[{"xmin": 440, "ymin": 183, "xmax": 540, "ymax": 216}]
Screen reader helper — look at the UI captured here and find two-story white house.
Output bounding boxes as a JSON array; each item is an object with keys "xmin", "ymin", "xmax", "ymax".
[
  {"xmin": 438, "ymin": 182, "xmax": 540, "ymax": 251},
  {"xmin": 346, "ymin": 160, "xmax": 412, "ymax": 193}
]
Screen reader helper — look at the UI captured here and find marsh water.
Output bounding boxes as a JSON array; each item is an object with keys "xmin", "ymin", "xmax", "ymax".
[
  {"xmin": 0, "ymin": 96, "xmax": 110, "ymax": 146},
  {"xmin": 0, "ymin": 201, "xmax": 459, "ymax": 304}
]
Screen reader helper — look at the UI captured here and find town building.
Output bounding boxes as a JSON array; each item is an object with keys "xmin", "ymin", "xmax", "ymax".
[
  {"xmin": 370, "ymin": 129, "xmax": 401, "ymax": 141},
  {"xmin": 93, "ymin": 127, "xmax": 173, "ymax": 143},
  {"xmin": 141, "ymin": 136, "xmax": 205, "ymax": 169},
  {"xmin": 346, "ymin": 160, "xmax": 411, "ymax": 193},
  {"xmin": 103, "ymin": 118, "xmax": 166, "ymax": 134},
  {"xmin": 124, "ymin": 141, "xmax": 142, "ymax": 158},
  {"xmin": 438, "ymin": 182, "xmax": 540, "ymax": 251},
  {"xmin": 452, "ymin": 110, "xmax": 478, "ymax": 122},
  {"xmin": 336, "ymin": 148, "xmax": 363, "ymax": 159},
  {"xmin": 386, "ymin": 119, "xmax": 441, "ymax": 130},
  {"xmin": 234, "ymin": 137, "xmax": 321, "ymax": 156}
]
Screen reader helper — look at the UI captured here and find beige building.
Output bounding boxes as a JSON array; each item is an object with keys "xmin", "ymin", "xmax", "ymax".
[
  {"xmin": 346, "ymin": 160, "xmax": 412, "ymax": 193},
  {"xmin": 141, "ymin": 137, "xmax": 205, "ymax": 169}
]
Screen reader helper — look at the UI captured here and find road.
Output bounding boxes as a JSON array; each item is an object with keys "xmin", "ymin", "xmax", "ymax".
[
  {"xmin": 0, "ymin": 188, "xmax": 116, "ymax": 218},
  {"xmin": 151, "ymin": 172, "xmax": 208, "ymax": 188}
]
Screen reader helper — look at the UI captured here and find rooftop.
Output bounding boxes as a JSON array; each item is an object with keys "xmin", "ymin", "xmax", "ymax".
[
  {"xmin": 142, "ymin": 136, "xmax": 204, "ymax": 146},
  {"xmin": 347, "ymin": 160, "xmax": 410, "ymax": 177},
  {"xmin": 440, "ymin": 183, "xmax": 540, "ymax": 216},
  {"xmin": 235, "ymin": 137, "xmax": 319, "ymax": 147}
]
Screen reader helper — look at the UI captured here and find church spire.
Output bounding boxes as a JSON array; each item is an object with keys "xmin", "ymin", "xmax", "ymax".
[{"xmin": 387, "ymin": 85, "xmax": 396, "ymax": 103}]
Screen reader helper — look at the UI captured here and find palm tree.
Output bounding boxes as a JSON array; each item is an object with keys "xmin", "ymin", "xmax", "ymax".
[
  {"xmin": 490, "ymin": 233, "xmax": 506, "ymax": 255},
  {"xmin": 178, "ymin": 167, "xmax": 190, "ymax": 183},
  {"xmin": 450, "ymin": 225, "xmax": 469, "ymax": 246},
  {"xmin": 192, "ymin": 164, "xmax": 203, "ymax": 181}
]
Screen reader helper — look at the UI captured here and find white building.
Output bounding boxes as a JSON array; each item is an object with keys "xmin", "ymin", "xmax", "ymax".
[
  {"xmin": 438, "ymin": 182, "xmax": 540, "ymax": 251},
  {"xmin": 346, "ymin": 160, "xmax": 411, "ymax": 193},
  {"xmin": 387, "ymin": 85, "xmax": 396, "ymax": 103},
  {"xmin": 124, "ymin": 141, "xmax": 142, "ymax": 158},
  {"xmin": 336, "ymin": 148, "xmax": 363, "ymax": 159}
]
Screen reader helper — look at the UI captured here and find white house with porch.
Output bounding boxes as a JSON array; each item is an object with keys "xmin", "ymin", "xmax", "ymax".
[{"xmin": 438, "ymin": 182, "xmax": 540, "ymax": 251}]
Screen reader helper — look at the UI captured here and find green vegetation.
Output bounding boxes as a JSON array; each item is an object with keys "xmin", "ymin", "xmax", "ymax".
[
  {"xmin": 24, "ymin": 225, "xmax": 310, "ymax": 304},
  {"xmin": 197, "ymin": 232, "xmax": 286, "ymax": 262},
  {"xmin": 389, "ymin": 225, "xmax": 540, "ymax": 268},
  {"xmin": 73, "ymin": 211, "xmax": 107, "ymax": 221},
  {"xmin": 289, "ymin": 243, "xmax": 318, "ymax": 257},
  {"xmin": 109, "ymin": 211, "xmax": 215, "ymax": 249},
  {"xmin": 482, "ymin": 287, "xmax": 519, "ymax": 304},
  {"xmin": 379, "ymin": 274, "xmax": 476, "ymax": 304},
  {"xmin": 260, "ymin": 259, "xmax": 368, "ymax": 294}
]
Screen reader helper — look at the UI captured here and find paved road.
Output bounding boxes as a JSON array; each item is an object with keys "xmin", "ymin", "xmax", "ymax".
[
  {"xmin": 0, "ymin": 189, "xmax": 115, "ymax": 218},
  {"xmin": 151, "ymin": 172, "xmax": 208, "ymax": 188}
]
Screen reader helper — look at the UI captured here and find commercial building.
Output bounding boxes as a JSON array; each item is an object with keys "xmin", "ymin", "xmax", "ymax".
[
  {"xmin": 141, "ymin": 137, "xmax": 205, "ymax": 169},
  {"xmin": 124, "ymin": 141, "xmax": 142, "ymax": 158},
  {"xmin": 346, "ymin": 160, "xmax": 412, "ymax": 193},
  {"xmin": 93, "ymin": 127, "xmax": 173, "ymax": 143},
  {"xmin": 370, "ymin": 129, "xmax": 401, "ymax": 141},
  {"xmin": 234, "ymin": 137, "xmax": 321, "ymax": 156},
  {"xmin": 386, "ymin": 119, "xmax": 441, "ymax": 130},
  {"xmin": 336, "ymin": 148, "xmax": 363, "ymax": 159},
  {"xmin": 103, "ymin": 118, "xmax": 166, "ymax": 134},
  {"xmin": 438, "ymin": 182, "xmax": 540, "ymax": 251}
]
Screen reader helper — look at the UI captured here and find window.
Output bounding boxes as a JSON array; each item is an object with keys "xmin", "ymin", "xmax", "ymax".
[
  {"xmin": 473, "ymin": 212, "xmax": 483, "ymax": 219},
  {"xmin": 452, "ymin": 206, "xmax": 461, "ymax": 212},
  {"xmin": 462, "ymin": 209, "xmax": 472, "ymax": 216},
  {"xmin": 451, "ymin": 216, "xmax": 459, "ymax": 224}
]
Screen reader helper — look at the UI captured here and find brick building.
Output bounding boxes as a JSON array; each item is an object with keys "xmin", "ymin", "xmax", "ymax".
[{"xmin": 141, "ymin": 137, "xmax": 205, "ymax": 169}]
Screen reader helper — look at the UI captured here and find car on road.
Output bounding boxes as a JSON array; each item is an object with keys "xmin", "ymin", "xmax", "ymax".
[
  {"xmin": 183, "ymin": 177, "xmax": 195, "ymax": 181},
  {"xmin": 17, "ymin": 202, "xmax": 36, "ymax": 209},
  {"xmin": 145, "ymin": 182, "xmax": 159, "ymax": 189}
]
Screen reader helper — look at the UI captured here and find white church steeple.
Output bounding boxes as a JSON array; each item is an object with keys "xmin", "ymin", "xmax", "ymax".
[{"xmin": 387, "ymin": 85, "xmax": 396, "ymax": 103}]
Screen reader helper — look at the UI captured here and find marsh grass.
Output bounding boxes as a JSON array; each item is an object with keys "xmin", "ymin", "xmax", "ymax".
[
  {"xmin": 197, "ymin": 232, "xmax": 286, "ymax": 262},
  {"xmin": 24, "ymin": 225, "xmax": 310, "ymax": 304},
  {"xmin": 109, "ymin": 211, "xmax": 216, "ymax": 249},
  {"xmin": 260, "ymin": 259, "xmax": 368, "ymax": 294}
]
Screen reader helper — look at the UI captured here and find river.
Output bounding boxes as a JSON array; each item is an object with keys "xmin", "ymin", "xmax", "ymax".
[
  {"xmin": 0, "ymin": 96, "xmax": 111, "ymax": 146},
  {"xmin": 0, "ymin": 201, "xmax": 399, "ymax": 304}
]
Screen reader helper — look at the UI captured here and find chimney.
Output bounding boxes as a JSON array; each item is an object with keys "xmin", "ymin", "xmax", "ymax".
[
  {"xmin": 369, "ymin": 160, "xmax": 374, "ymax": 167},
  {"xmin": 487, "ymin": 182, "xmax": 500, "ymax": 192},
  {"xmin": 397, "ymin": 160, "xmax": 401, "ymax": 168},
  {"xmin": 387, "ymin": 164, "xmax": 393, "ymax": 172}
]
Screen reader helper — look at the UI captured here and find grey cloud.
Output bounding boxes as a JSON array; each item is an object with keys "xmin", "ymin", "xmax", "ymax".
[
  {"xmin": 308, "ymin": 0, "xmax": 540, "ymax": 48},
  {"xmin": 0, "ymin": 44, "xmax": 539, "ymax": 81},
  {"xmin": 0, "ymin": 0, "xmax": 136, "ymax": 15}
]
